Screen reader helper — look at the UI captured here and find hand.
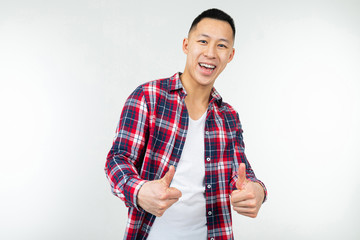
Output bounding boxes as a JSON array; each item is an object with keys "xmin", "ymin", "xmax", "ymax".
[
  {"xmin": 230, "ymin": 163, "xmax": 264, "ymax": 218},
  {"xmin": 137, "ymin": 166, "xmax": 182, "ymax": 217}
]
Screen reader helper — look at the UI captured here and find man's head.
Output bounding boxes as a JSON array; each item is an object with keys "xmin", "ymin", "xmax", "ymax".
[
  {"xmin": 181, "ymin": 9, "xmax": 235, "ymax": 88},
  {"xmin": 189, "ymin": 8, "xmax": 236, "ymax": 40}
]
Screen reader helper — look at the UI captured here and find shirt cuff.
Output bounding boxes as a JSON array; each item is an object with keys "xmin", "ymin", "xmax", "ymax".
[
  {"xmin": 123, "ymin": 177, "xmax": 148, "ymax": 211},
  {"xmin": 251, "ymin": 179, "xmax": 267, "ymax": 203}
]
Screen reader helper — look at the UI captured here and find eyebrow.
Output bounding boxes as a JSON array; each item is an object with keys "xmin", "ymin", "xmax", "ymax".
[{"xmin": 199, "ymin": 34, "xmax": 230, "ymax": 43}]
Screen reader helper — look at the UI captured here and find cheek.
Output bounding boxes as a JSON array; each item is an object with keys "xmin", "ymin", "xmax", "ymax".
[
  {"xmin": 188, "ymin": 46, "xmax": 202, "ymax": 56},
  {"xmin": 220, "ymin": 54, "xmax": 232, "ymax": 64},
  {"xmin": 188, "ymin": 52, "xmax": 199, "ymax": 65},
  {"xmin": 218, "ymin": 57, "xmax": 228, "ymax": 66},
  {"xmin": 186, "ymin": 54, "xmax": 197, "ymax": 69}
]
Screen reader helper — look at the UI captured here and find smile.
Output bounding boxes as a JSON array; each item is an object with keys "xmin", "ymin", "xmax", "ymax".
[{"xmin": 199, "ymin": 63, "xmax": 216, "ymax": 70}]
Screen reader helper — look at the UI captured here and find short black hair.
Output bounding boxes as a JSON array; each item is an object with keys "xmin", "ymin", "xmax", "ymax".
[{"xmin": 189, "ymin": 8, "xmax": 236, "ymax": 39}]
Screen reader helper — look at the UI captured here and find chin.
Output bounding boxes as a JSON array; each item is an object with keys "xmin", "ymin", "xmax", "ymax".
[{"xmin": 195, "ymin": 77, "xmax": 216, "ymax": 87}]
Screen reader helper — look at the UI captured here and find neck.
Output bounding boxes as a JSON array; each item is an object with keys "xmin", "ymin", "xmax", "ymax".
[
  {"xmin": 180, "ymin": 72, "xmax": 213, "ymax": 104},
  {"xmin": 180, "ymin": 72, "xmax": 213, "ymax": 120}
]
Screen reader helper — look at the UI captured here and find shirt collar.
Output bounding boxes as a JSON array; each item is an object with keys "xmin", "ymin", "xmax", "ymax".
[
  {"xmin": 169, "ymin": 72, "xmax": 223, "ymax": 107},
  {"xmin": 168, "ymin": 72, "xmax": 184, "ymax": 92},
  {"xmin": 209, "ymin": 87, "xmax": 223, "ymax": 107}
]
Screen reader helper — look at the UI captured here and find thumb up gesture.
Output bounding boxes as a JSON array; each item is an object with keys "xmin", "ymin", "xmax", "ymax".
[
  {"xmin": 235, "ymin": 162, "xmax": 249, "ymax": 190},
  {"xmin": 137, "ymin": 166, "xmax": 182, "ymax": 217},
  {"xmin": 231, "ymin": 163, "xmax": 264, "ymax": 218}
]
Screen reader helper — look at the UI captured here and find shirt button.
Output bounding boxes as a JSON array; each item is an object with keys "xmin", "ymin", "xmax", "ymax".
[
  {"xmin": 208, "ymin": 211, "xmax": 212, "ymax": 216},
  {"xmin": 207, "ymin": 184, "xmax": 211, "ymax": 189},
  {"xmin": 205, "ymin": 131, "xmax": 209, "ymax": 135},
  {"xmin": 206, "ymin": 157, "xmax": 210, "ymax": 162},
  {"xmin": 211, "ymin": 238, "xmax": 215, "ymax": 240}
]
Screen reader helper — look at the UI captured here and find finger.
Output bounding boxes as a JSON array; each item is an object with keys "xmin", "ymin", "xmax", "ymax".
[
  {"xmin": 166, "ymin": 198, "xmax": 180, "ymax": 206},
  {"xmin": 236, "ymin": 163, "xmax": 247, "ymax": 190},
  {"xmin": 231, "ymin": 189, "xmax": 255, "ymax": 203},
  {"xmin": 154, "ymin": 198, "xmax": 180, "ymax": 216},
  {"xmin": 161, "ymin": 165, "xmax": 176, "ymax": 186},
  {"xmin": 167, "ymin": 187, "xmax": 182, "ymax": 199},
  {"xmin": 233, "ymin": 206, "xmax": 256, "ymax": 213},
  {"xmin": 233, "ymin": 206, "xmax": 258, "ymax": 218},
  {"xmin": 231, "ymin": 198, "xmax": 257, "ymax": 209}
]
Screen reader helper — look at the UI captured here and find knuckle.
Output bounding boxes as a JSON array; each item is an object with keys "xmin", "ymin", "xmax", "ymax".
[
  {"xmin": 248, "ymin": 201, "xmax": 257, "ymax": 208},
  {"xmin": 248, "ymin": 209, "xmax": 257, "ymax": 218},
  {"xmin": 156, "ymin": 209, "xmax": 165, "ymax": 217},
  {"xmin": 158, "ymin": 192, "xmax": 168, "ymax": 200},
  {"xmin": 248, "ymin": 193, "xmax": 255, "ymax": 199},
  {"xmin": 158, "ymin": 203, "xmax": 167, "ymax": 210}
]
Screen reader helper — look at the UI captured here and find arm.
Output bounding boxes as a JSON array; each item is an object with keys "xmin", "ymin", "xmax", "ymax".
[
  {"xmin": 230, "ymin": 113, "xmax": 267, "ymax": 217},
  {"xmin": 105, "ymin": 86, "xmax": 149, "ymax": 210},
  {"xmin": 105, "ymin": 86, "xmax": 182, "ymax": 214}
]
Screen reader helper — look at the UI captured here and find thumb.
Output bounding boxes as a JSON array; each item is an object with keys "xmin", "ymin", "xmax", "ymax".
[
  {"xmin": 236, "ymin": 163, "xmax": 247, "ymax": 190},
  {"xmin": 161, "ymin": 165, "xmax": 176, "ymax": 187}
]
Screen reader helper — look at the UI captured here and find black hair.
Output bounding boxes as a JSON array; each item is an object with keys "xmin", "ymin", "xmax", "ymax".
[{"xmin": 189, "ymin": 8, "xmax": 236, "ymax": 38}]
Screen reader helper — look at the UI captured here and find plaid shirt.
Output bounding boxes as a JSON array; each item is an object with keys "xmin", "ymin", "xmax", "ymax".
[{"xmin": 105, "ymin": 72, "xmax": 267, "ymax": 240}]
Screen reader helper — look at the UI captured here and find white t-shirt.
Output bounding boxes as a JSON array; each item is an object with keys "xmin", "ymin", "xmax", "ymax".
[{"xmin": 147, "ymin": 112, "xmax": 207, "ymax": 240}]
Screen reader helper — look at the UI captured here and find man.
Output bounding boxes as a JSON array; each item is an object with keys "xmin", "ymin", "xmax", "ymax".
[{"xmin": 105, "ymin": 8, "xmax": 267, "ymax": 240}]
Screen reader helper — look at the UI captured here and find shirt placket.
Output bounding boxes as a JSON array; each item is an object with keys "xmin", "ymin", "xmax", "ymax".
[{"xmin": 204, "ymin": 102, "xmax": 215, "ymax": 240}]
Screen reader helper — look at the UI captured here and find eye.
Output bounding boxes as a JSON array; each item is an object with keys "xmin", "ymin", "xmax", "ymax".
[
  {"xmin": 218, "ymin": 44, "xmax": 227, "ymax": 48},
  {"xmin": 198, "ymin": 40, "xmax": 207, "ymax": 44}
]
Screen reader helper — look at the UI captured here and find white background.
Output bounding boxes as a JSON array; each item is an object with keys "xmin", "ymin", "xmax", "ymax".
[{"xmin": 1, "ymin": 0, "xmax": 359, "ymax": 239}]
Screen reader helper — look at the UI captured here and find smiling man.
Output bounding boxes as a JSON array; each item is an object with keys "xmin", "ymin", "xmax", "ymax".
[{"xmin": 105, "ymin": 8, "xmax": 267, "ymax": 240}]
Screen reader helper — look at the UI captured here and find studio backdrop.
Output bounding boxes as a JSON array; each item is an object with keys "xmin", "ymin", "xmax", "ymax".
[{"xmin": 0, "ymin": 0, "xmax": 359, "ymax": 239}]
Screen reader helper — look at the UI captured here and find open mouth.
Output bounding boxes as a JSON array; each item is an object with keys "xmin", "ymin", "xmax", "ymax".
[{"xmin": 199, "ymin": 63, "xmax": 216, "ymax": 72}]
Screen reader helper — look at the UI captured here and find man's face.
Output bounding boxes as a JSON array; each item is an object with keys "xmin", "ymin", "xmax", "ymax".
[{"xmin": 182, "ymin": 18, "xmax": 235, "ymax": 87}]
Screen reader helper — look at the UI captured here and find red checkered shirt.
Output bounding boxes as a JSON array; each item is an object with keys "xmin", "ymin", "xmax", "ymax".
[{"xmin": 105, "ymin": 72, "xmax": 267, "ymax": 240}]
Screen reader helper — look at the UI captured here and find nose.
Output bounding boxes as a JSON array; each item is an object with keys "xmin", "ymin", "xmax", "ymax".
[{"xmin": 204, "ymin": 44, "xmax": 216, "ymax": 59}]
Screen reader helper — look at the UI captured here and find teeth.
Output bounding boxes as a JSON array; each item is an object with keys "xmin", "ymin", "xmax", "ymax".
[{"xmin": 200, "ymin": 63, "xmax": 215, "ymax": 69}]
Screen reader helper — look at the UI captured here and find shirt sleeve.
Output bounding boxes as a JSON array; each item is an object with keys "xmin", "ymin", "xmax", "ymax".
[
  {"xmin": 230, "ymin": 113, "xmax": 268, "ymax": 202},
  {"xmin": 105, "ymin": 85, "xmax": 149, "ymax": 210}
]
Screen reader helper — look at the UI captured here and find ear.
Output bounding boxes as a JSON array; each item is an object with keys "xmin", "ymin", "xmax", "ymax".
[
  {"xmin": 182, "ymin": 38, "xmax": 189, "ymax": 54},
  {"xmin": 227, "ymin": 48, "xmax": 235, "ymax": 63}
]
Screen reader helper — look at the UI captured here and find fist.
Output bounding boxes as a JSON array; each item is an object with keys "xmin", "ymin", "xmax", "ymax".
[
  {"xmin": 231, "ymin": 163, "xmax": 264, "ymax": 218},
  {"xmin": 137, "ymin": 166, "xmax": 182, "ymax": 217}
]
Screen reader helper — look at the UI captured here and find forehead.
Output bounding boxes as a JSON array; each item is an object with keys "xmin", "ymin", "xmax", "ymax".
[{"xmin": 189, "ymin": 18, "xmax": 234, "ymax": 42}]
